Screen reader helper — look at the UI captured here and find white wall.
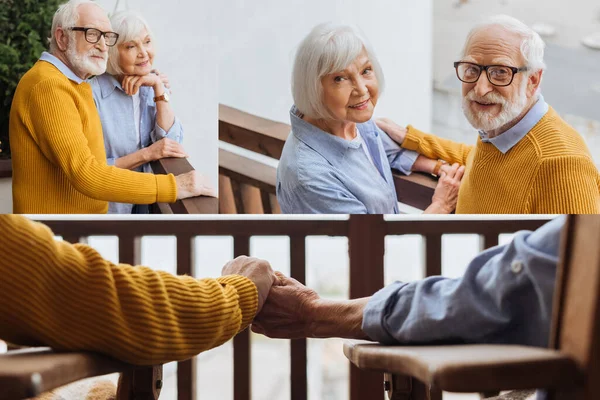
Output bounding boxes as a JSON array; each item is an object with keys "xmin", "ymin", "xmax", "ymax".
[
  {"xmin": 96, "ymin": 0, "xmax": 218, "ymax": 187},
  {"xmin": 0, "ymin": 179, "xmax": 12, "ymax": 213},
  {"xmin": 219, "ymin": 0, "xmax": 433, "ymax": 131}
]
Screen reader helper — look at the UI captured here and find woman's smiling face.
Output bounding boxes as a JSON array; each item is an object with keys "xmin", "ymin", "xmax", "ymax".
[
  {"xmin": 320, "ymin": 48, "xmax": 379, "ymax": 123},
  {"xmin": 117, "ymin": 28, "xmax": 154, "ymax": 75}
]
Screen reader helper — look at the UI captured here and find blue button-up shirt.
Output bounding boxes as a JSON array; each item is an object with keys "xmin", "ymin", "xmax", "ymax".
[
  {"xmin": 90, "ymin": 73, "xmax": 183, "ymax": 214},
  {"xmin": 363, "ymin": 216, "xmax": 563, "ymax": 347},
  {"xmin": 479, "ymin": 95, "xmax": 549, "ymax": 154},
  {"xmin": 276, "ymin": 106, "xmax": 418, "ymax": 214}
]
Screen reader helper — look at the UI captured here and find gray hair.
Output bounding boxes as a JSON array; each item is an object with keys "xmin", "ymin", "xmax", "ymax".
[
  {"xmin": 48, "ymin": 0, "xmax": 103, "ymax": 53},
  {"xmin": 292, "ymin": 23, "xmax": 385, "ymax": 120},
  {"xmin": 462, "ymin": 15, "xmax": 546, "ymax": 73},
  {"xmin": 106, "ymin": 10, "xmax": 154, "ymax": 76}
]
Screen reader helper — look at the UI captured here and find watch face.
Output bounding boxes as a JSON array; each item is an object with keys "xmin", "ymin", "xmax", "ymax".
[{"xmin": 163, "ymin": 92, "xmax": 170, "ymax": 102}]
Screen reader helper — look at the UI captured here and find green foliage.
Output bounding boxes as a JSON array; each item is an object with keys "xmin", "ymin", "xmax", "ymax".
[{"xmin": 0, "ymin": 0, "xmax": 63, "ymax": 158}]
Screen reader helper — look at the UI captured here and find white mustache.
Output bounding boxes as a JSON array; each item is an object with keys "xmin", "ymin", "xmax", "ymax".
[
  {"xmin": 87, "ymin": 50, "xmax": 107, "ymax": 61},
  {"xmin": 465, "ymin": 90, "xmax": 507, "ymax": 107}
]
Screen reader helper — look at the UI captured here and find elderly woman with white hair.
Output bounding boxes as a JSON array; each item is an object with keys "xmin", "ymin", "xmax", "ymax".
[
  {"xmin": 90, "ymin": 10, "xmax": 186, "ymax": 214},
  {"xmin": 276, "ymin": 23, "xmax": 464, "ymax": 214}
]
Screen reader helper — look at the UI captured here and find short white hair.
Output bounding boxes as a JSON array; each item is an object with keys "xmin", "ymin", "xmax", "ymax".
[
  {"xmin": 48, "ymin": 0, "xmax": 104, "ymax": 53},
  {"xmin": 462, "ymin": 15, "xmax": 546, "ymax": 73},
  {"xmin": 292, "ymin": 23, "xmax": 385, "ymax": 120},
  {"xmin": 106, "ymin": 11, "xmax": 154, "ymax": 76}
]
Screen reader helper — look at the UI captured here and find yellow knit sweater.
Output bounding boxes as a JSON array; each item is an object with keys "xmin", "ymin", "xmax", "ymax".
[
  {"xmin": 0, "ymin": 215, "xmax": 258, "ymax": 365},
  {"xmin": 403, "ymin": 108, "xmax": 600, "ymax": 214},
  {"xmin": 9, "ymin": 60, "xmax": 178, "ymax": 214}
]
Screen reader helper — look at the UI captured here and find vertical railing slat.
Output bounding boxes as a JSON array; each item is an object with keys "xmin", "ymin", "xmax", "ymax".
[
  {"xmin": 290, "ymin": 236, "xmax": 307, "ymax": 400},
  {"xmin": 177, "ymin": 235, "xmax": 196, "ymax": 400},
  {"xmin": 233, "ymin": 236, "xmax": 251, "ymax": 400},
  {"xmin": 348, "ymin": 215, "xmax": 386, "ymax": 400},
  {"xmin": 424, "ymin": 234, "xmax": 442, "ymax": 277}
]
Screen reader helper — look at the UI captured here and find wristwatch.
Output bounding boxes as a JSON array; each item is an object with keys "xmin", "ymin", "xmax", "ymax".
[
  {"xmin": 154, "ymin": 91, "xmax": 170, "ymax": 103},
  {"xmin": 432, "ymin": 160, "xmax": 448, "ymax": 178}
]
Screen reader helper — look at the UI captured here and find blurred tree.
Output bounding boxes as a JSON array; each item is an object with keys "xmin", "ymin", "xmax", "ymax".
[{"xmin": 0, "ymin": 0, "xmax": 63, "ymax": 159}]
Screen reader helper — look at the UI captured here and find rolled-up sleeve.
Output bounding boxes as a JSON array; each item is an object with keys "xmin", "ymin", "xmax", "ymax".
[
  {"xmin": 362, "ymin": 216, "xmax": 564, "ymax": 348},
  {"xmin": 379, "ymin": 127, "xmax": 418, "ymax": 175},
  {"xmin": 152, "ymin": 115, "xmax": 183, "ymax": 143}
]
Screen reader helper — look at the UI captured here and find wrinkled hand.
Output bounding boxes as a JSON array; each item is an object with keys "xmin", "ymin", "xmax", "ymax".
[
  {"xmin": 222, "ymin": 256, "xmax": 276, "ymax": 313},
  {"xmin": 252, "ymin": 272, "xmax": 321, "ymax": 339},
  {"xmin": 376, "ymin": 117, "xmax": 407, "ymax": 144},
  {"xmin": 151, "ymin": 69, "xmax": 170, "ymax": 90},
  {"xmin": 145, "ymin": 138, "xmax": 188, "ymax": 162},
  {"xmin": 121, "ymin": 73, "xmax": 161, "ymax": 96},
  {"xmin": 431, "ymin": 163, "xmax": 465, "ymax": 213},
  {"xmin": 175, "ymin": 170, "xmax": 217, "ymax": 199}
]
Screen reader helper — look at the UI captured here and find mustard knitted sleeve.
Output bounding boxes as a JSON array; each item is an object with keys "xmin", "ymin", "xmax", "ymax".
[
  {"xmin": 26, "ymin": 79, "xmax": 177, "ymax": 204},
  {"xmin": 527, "ymin": 156, "xmax": 600, "ymax": 214},
  {"xmin": 0, "ymin": 215, "xmax": 258, "ymax": 365},
  {"xmin": 402, "ymin": 125, "xmax": 474, "ymax": 165}
]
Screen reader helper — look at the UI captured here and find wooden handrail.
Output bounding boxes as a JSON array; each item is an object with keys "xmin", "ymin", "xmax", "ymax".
[
  {"xmin": 0, "ymin": 159, "xmax": 11, "ymax": 179},
  {"xmin": 150, "ymin": 158, "xmax": 218, "ymax": 214},
  {"xmin": 219, "ymin": 104, "xmax": 437, "ymax": 211}
]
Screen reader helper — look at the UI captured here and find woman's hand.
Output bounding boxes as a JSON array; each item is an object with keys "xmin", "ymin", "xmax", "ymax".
[
  {"xmin": 376, "ymin": 118, "xmax": 407, "ymax": 145},
  {"xmin": 144, "ymin": 138, "xmax": 188, "ymax": 162},
  {"xmin": 151, "ymin": 69, "xmax": 171, "ymax": 90},
  {"xmin": 121, "ymin": 73, "xmax": 162, "ymax": 96},
  {"xmin": 426, "ymin": 163, "xmax": 465, "ymax": 214}
]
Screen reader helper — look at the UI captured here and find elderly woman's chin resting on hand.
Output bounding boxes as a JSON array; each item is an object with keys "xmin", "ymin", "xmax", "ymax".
[{"xmin": 275, "ymin": 22, "xmax": 463, "ymax": 214}]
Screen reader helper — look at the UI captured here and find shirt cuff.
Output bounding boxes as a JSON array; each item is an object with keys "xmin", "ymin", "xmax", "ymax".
[
  {"xmin": 154, "ymin": 116, "xmax": 183, "ymax": 143},
  {"xmin": 106, "ymin": 157, "xmax": 116, "ymax": 166},
  {"xmin": 391, "ymin": 149, "xmax": 418, "ymax": 175},
  {"xmin": 362, "ymin": 281, "xmax": 409, "ymax": 344}
]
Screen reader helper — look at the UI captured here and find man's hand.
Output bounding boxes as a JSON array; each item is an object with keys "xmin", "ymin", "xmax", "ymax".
[
  {"xmin": 252, "ymin": 273, "xmax": 370, "ymax": 340},
  {"xmin": 376, "ymin": 118, "xmax": 407, "ymax": 145},
  {"xmin": 175, "ymin": 171, "xmax": 217, "ymax": 199},
  {"xmin": 252, "ymin": 272, "xmax": 321, "ymax": 338},
  {"xmin": 427, "ymin": 163, "xmax": 465, "ymax": 214},
  {"xmin": 221, "ymin": 256, "xmax": 276, "ymax": 313}
]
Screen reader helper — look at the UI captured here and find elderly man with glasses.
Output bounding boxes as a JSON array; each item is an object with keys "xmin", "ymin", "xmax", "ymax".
[
  {"xmin": 9, "ymin": 0, "xmax": 214, "ymax": 214},
  {"xmin": 378, "ymin": 15, "xmax": 600, "ymax": 214}
]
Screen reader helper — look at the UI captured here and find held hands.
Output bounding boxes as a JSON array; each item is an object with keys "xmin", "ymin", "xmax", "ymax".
[
  {"xmin": 175, "ymin": 170, "xmax": 217, "ymax": 199},
  {"xmin": 144, "ymin": 138, "xmax": 188, "ymax": 162},
  {"xmin": 221, "ymin": 256, "xmax": 277, "ymax": 313},
  {"xmin": 431, "ymin": 163, "xmax": 465, "ymax": 213},
  {"xmin": 376, "ymin": 118, "xmax": 407, "ymax": 144},
  {"xmin": 252, "ymin": 272, "xmax": 321, "ymax": 339}
]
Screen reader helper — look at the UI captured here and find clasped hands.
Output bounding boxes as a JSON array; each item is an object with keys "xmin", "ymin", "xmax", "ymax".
[{"xmin": 222, "ymin": 256, "xmax": 368, "ymax": 340}]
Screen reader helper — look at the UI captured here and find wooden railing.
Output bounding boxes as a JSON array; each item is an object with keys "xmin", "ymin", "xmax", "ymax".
[
  {"xmin": 22, "ymin": 216, "xmax": 551, "ymax": 400},
  {"xmin": 0, "ymin": 159, "xmax": 11, "ymax": 179},
  {"xmin": 219, "ymin": 104, "xmax": 438, "ymax": 213},
  {"xmin": 150, "ymin": 158, "xmax": 218, "ymax": 214}
]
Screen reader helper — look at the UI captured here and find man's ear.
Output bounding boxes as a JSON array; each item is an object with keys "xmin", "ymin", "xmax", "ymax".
[
  {"xmin": 527, "ymin": 69, "xmax": 543, "ymax": 97},
  {"xmin": 55, "ymin": 27, "xmax": 69, "ymax": 52}
]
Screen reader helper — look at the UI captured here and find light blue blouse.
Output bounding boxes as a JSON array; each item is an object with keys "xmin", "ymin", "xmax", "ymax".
[
  {"xmin": 276, "ymin": 106, "xmax": 418, "ymax": 214},
  {"xmin": 90, "ymin": 73, "xmax": 183, "ymax": 214}
]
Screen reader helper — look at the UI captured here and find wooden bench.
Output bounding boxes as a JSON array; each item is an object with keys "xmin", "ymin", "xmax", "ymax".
[
  {"xmin": 219, "ymin": 104, "xmax": 438, "ymax": 214},
  {"xmin": 344, "ymin": 214, "xmax": 600, "ymax": 399}
]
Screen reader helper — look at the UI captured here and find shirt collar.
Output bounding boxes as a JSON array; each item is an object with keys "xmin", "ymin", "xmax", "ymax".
[
  {"xmin": 478, "ymin": 95, "xmax": 549, "ymax": 154},
  {"xmin": 39, "ymin": 52, "xmax": 86, "ymax": 84},
  {"xmin": 289, "ymin": 105, "xmax": 378, "ymax": 165},
  {"xmin": 95, "ymin": 73, "xmax": 124, "ymax": 98}
]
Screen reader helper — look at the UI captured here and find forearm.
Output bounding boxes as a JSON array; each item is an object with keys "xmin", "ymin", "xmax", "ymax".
[
  {"xmin": 153, "ymin": 85, "xmax": 175, "ymax": 133},
  {"xmin": 0, "ymin": 215, "xmax": 258, "ymax": 365},
  {"xmin": 411, "ymin": 154, "xmax": 437, "ymax": 174},
  {"xmin": 403, "ymin": 126, "xmax": 473, "ymax": 165},
  {"xmin": 114, "ymin": 148, "xmax": 151, "ymax": 170},
  {"xmin": 310, "ymin": 298, "xmax": 371, "ymax": 339}
]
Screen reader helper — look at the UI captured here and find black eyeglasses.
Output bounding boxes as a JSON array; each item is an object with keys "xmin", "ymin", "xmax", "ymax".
[
  {"xmin": 68, "ymin": 27, "xmax": 119, "ymax": 47},
  {"xmin": 454, "ymin": 61, "xmax": 528, "ymax": 87}
]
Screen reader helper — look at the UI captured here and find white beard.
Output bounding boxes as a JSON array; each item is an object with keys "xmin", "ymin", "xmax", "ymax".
[
  {"xmin": 66, "ymin": 40, "xmax": 108, "ymax": 77},
  {"xmin": 462, "ymin": 78, "xmax": 529, "ymax": 133}
]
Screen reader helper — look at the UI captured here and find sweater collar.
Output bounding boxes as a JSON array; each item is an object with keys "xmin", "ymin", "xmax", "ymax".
[{"xmin": 479, "ymin": 95, "xmax": 549, "ymax": 154}]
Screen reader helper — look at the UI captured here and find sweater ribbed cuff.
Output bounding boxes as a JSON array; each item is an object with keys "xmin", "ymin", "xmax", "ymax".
[
  {"xmin": 155, "ymin": 173, "xmax": 178, "ymax": 203},
  {"xmin": 217, "ymin": 275, "xmax": 258, "ymax": 332},
  {"xmin": 402, "ymin": 125, "xmax": 426, "ymax": 152}
]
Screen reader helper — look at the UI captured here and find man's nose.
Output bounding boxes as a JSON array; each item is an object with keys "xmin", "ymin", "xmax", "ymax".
[
  {"xmin": 473, "ymin": 71, "xmax": 493, "ymax": 98},
  {"xmin": 95, "ymin": 36, "xmax": 107, "ymax": 52}
]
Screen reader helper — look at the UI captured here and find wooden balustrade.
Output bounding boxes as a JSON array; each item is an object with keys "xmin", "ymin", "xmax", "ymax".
[
  {"xmin": 0, "ymin": 159, "xmax": 11, "ymax": 179},
  {"xmin": 9, "ymin": 216, "xmax": 548, "ymax": 400},
  {"xmin": 219, "ymin": 104, "xmax": 438, "ymax": 213}
]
